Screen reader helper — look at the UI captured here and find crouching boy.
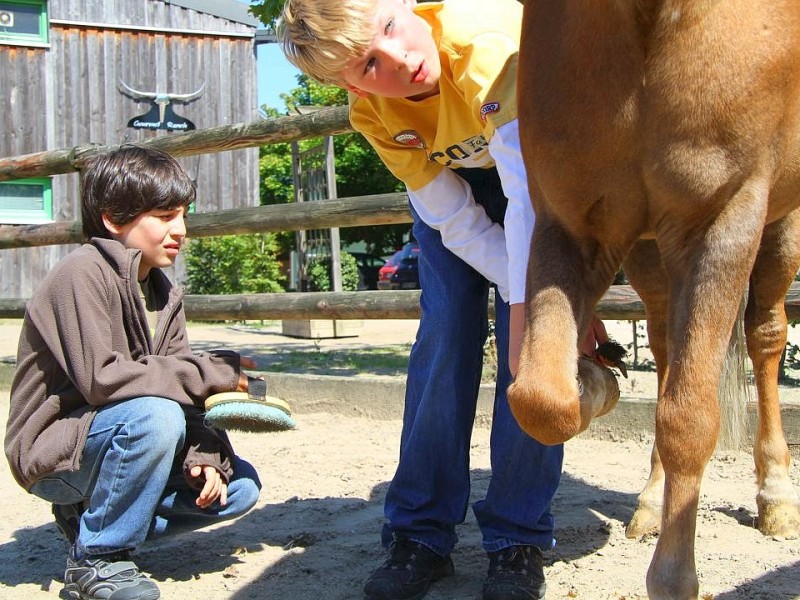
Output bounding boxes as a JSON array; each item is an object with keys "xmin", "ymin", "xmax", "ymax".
[{"xmin": 4, "ymin": 146, "xmax": 261, "ymax": 600}]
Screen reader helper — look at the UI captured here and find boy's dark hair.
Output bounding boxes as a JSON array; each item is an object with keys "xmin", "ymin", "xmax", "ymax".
[{"xmin": 80, "ymin": 145, "xmax": 196, "ymax": 241}]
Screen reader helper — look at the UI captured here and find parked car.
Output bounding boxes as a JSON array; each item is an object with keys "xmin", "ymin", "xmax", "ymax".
[
  {"xmin": 350, "ymin": 252, "xmax": 386, "ymax": 290},
  {"xmin": 377, "ymin": 241, "xmax": 421, "ymax": 290},
  {"xmin": 377, "ymin": 254, "xmax": 400, "ymax": 290}
]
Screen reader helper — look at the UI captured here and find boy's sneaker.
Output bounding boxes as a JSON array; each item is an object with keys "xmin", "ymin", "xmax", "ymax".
[
  {"xmin": 52, "ymin": 502, "xmax": 83, "ymax": 544},
  {"xmin": 483, "ymin": 545, "xmax": 546, "ymax": 600},
  {"xmin": 363, "ymin": 539, "xmax": 454, "ymax": 600},
  {"xmin": 64, "ymin": 545, "xmax": 160, "ymax": 600}
]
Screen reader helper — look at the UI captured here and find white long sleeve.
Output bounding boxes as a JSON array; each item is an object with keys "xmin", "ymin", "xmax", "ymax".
[
  {"xmin": 407, "ymin": 169, "xmax": 511, "ymax": 302},
  {"xmin": 488, "ymin": 118, "xmax": 535, "ymax": 305}
]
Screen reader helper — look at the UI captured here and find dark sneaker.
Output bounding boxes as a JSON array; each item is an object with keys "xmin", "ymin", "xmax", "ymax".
[
  {"xmin": 64, "ymin": 545, "xmax": 160, "ymax": 600},
  {"xmin": 483, "ymin": 545, "xmax": 546, "ymax": 600},
  {"xmin": 53, "ymin": 502, "xmax": 83, "ymax": 544},
  {"xmin": 363, "ymin": 539, "xmax": 454, "ymax": 600}
]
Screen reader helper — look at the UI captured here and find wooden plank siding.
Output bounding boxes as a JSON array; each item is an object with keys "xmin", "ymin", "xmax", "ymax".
[
  {"xmin": 49, "ymin": 1, "xmax": 255, "ymax": 36},
  {"xmin": 2, "ymin": 46, "xmax": 49, "ymax": 157},
  {"xmin": 0, "ymin": 0, "xmax": 259, "ymax": 297}
]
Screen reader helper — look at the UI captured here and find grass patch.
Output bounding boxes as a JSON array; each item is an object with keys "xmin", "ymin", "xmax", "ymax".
[
  {"xmin": 265, "ymin": 344, "xmax": 413, "ymax": 378},
  {"xmin": 261, "ymin": 341, "xmax": 500, "ymax": 383}
]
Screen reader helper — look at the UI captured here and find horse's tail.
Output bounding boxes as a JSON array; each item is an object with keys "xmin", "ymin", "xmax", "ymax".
[{"xmin": 716, "ymin": 296, "xmax": 750, "ymax": 451}]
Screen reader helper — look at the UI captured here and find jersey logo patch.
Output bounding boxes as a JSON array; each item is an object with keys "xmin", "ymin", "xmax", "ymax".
[
  {"xmin": 480, "ymin": 101, "xmax": 500, "ymax": 121},
  {"xmin": 393, "ymin": 130, "xmax": 426, "ymax": 149}
]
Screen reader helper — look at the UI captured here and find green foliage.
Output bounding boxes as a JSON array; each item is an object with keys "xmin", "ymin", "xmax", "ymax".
[
  {"xmin": 258, "ymin": 139, "xmax": 296, "ymax": 254},
  {"xmin": 184, "ymin": 234, "xmax": 285, "ymax": 295},
  {"xmin": 249, "ymin": 1, "xmax": 283, "ymax": 31},
  {"xmin": 306, "ymin": 252, "xmax": 360, "ymax": 292},
  {"xmin": 334, "ymin": 132, "xmax": 408, "ymax": 253},
  {"xmin": 259, "ymin": 75, "xmax": 412, "ymax": 256},
  {"xmin": 249, "ymin": 0, "xmax": 445, "ymax": 30},
  {"xmin": 259, "ymin": 141, "xmax": 294, "ymax": 206},
  {"xmin": 281, "ymin": 76, "xmax": 349, "ymax": 112}
]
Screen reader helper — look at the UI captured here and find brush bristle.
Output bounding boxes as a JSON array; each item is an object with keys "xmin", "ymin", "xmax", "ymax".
[{"xmin": 204, "ymin": 403, "xmax": 296, "ymax": 433}]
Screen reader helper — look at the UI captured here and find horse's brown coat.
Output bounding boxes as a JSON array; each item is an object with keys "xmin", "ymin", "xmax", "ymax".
[{"xmin": 511, "ymin": 2, "xmax": 800, "ymax": 598}]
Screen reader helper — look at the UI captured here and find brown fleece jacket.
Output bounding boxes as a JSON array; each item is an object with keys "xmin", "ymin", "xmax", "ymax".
[{"xmin": 5, "ymin": 238, "xmax": 242, "ymax": 490}]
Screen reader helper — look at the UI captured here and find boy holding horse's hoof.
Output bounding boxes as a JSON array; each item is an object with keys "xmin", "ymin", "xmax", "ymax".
[{"xmin": 277, "ymin": 0, "xmax": 616, "ymax": 598}]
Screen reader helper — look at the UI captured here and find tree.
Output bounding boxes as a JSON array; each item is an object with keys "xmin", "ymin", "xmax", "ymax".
[
  {"xmin": 184, "ymin": 234, "xmax": 285, "ymax": 296},
  {"xmin": 306, "ymin": 252, "xmax": 360, "ymax": 292},
  {"xmin": 249, "ymin": 0, "xmax": 442, "ymax": 29},
  {"xmin": 249, "ymin": 1, "xmax": 283, "ymax": 31},
  {"xmin": 259, "ymin": 75, "xmax": 411, "ymax": 255}
]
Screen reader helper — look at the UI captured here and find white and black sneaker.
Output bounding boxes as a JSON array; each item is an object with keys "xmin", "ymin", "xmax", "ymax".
[{"xmin": 64, "ymin": 545, "xmax": 160, "ymax": 600}]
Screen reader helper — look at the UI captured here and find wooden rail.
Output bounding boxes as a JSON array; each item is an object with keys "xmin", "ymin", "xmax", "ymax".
[
  {"xmin": 182, "ymin": 285, "xmax": 651, "ymax": 321},
  {"xmin": 3, "ymin": 283, "xmax": 800, "ymax": 321},
  {"xmin": 4, "ymin": 108, "xmax": 799, "ymax": 328},
  {"xmin": 0, "ymin": 106, "xmax": 353, "ymax": 182},
  {"xmin": 0, "ymin": 192, "xmax": 413, "ymax": 249}
]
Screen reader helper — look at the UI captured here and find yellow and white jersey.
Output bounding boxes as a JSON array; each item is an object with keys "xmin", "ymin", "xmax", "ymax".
[
  {"xmin": 349, "ymin": 0, "xmax": 532, "ymax": 304},
  {"xmin": 350, "ymin": 0, "xmax": 521, "ymax": 191}
]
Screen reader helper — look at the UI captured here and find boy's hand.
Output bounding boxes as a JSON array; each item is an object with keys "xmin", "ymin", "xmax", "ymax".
[
  {"xmin": 189, "ymin": 465, "xmax": 228, "ymax": 509},
  {"xmin": 580, "ymin": 314, "xmax": 609, "ymax": 358},
  {"xmin": 236, "ymin": 355, "xmax": 258, "ymax": 391}
]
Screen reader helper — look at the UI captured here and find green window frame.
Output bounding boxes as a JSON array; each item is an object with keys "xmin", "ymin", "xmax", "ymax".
[
  {"xmin": 0, "ymin": 178, "xmax": 53, "ymax": 224},
  {"xmin": 0, "ymin": 0, "xmax": 48, "ymax": 46}
]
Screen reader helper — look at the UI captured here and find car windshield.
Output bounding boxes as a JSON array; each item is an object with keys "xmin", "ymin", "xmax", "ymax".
[
  {"xmin": 383, "ymin": 242, "xmax": 419, "ymax": 267},
  {"xmin": 385, "ymin": 250, "xmax": 404, "ymax": 266},
  {"xmin": 400, "ymin": 242, "xmax": 419, "ymax": 260}
]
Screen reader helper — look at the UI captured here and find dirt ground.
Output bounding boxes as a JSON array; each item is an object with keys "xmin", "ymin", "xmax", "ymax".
[{"xmin": 0, "ymin": 321, "xmax": 799, "ymax": 599}]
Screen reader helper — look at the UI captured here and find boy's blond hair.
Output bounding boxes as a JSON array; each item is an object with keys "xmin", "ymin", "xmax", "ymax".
[{"xmin": 278, "ymin": 0, "xmax": 377, "ymax": 86}]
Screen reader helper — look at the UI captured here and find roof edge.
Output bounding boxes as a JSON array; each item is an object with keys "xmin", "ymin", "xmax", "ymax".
[{"xmin": 161, "ymin": 0, "xmax": 259, "ymax": 27}]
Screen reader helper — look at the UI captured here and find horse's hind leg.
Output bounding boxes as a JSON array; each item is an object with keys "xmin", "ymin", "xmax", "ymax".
[
  {"xmin": 622, "ymin": 240, "xmax": 669, "ymax": 539},
  {"xmin": 746, "ymin": 211, "xmax": 800, "ymax": 538},
  {"xmin": 646, "ymin": 178, "xmax": 769, "ymax": 599}
]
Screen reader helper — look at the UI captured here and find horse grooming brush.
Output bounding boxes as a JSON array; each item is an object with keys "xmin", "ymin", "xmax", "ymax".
[
  {"xmin": 595, "ymin": 340, "xmax": 628, "ymax": 378},
  {"xmin": 204, "ymin": 378, "xmax": 296, "ymax": 433}
]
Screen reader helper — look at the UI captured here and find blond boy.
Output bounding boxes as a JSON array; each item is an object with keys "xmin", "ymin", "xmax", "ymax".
[{"xmin": 281, "ymin": 1, "xmax": 563, "ymax": 598}]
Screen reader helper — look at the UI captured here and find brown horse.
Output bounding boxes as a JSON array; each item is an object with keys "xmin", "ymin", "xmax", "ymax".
[{"xmin": 510, "ymin": 2, "xmax": 800, "ymax": 598}]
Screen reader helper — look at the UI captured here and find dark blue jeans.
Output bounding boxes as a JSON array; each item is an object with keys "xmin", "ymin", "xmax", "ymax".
[
  {"xmin": 382, "ymin": 174, "xmax": 564, "ymax": 556},
  {"xmin": 30, "ymin": 397, "xmax": 261, "ymax": 556}
]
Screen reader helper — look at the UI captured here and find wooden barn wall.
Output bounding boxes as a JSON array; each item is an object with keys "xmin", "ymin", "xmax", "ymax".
[
  {"xmin": 0, "ymin": 0, "xmax": 259, "ymax": 298},
  {"xmin": 49, "ymin": 1, "xmax": 254, "ymax": 35}
]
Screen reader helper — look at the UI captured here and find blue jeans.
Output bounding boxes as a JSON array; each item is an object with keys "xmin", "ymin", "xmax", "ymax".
[
  {"xmin": 382, "ymin": 181, "xmax": 564, "ymax": 556},
  {"xmin": 30, "ymin": 397, "xmax": 261, "ymax": 556}
]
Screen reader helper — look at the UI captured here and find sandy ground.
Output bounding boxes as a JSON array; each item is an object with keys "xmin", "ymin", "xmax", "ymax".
[{"xmin": 0, "ymin": 320, "xmax": 799, "ymax": 599}]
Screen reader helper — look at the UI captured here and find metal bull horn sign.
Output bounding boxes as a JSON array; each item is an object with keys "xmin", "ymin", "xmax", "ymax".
[{"xmin": 119, "ymin": 80, "xmax": 204, "ymax": 131}]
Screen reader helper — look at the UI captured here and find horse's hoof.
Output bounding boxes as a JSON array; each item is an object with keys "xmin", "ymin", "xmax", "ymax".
[
  {"xmin": 757, "ymin": 501, "xmax": 800, "ymax": 538},
  {"xmin": 577, "ymin": 357, "xmax": 620, "ymax": 433},
  {"xmin": 626, "ymin": 504, "xmax": 662, "ymax": 539}
]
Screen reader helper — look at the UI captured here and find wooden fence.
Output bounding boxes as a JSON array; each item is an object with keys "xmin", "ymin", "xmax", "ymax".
[{"xmin": 3, "ymin": 106, "xmax": 800, "ymax": 322}]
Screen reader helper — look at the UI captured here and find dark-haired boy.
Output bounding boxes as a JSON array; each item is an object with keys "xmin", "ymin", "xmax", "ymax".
[{"xmin": 5, "ymin": 145, "xmax": 261, "ymax": 600}]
